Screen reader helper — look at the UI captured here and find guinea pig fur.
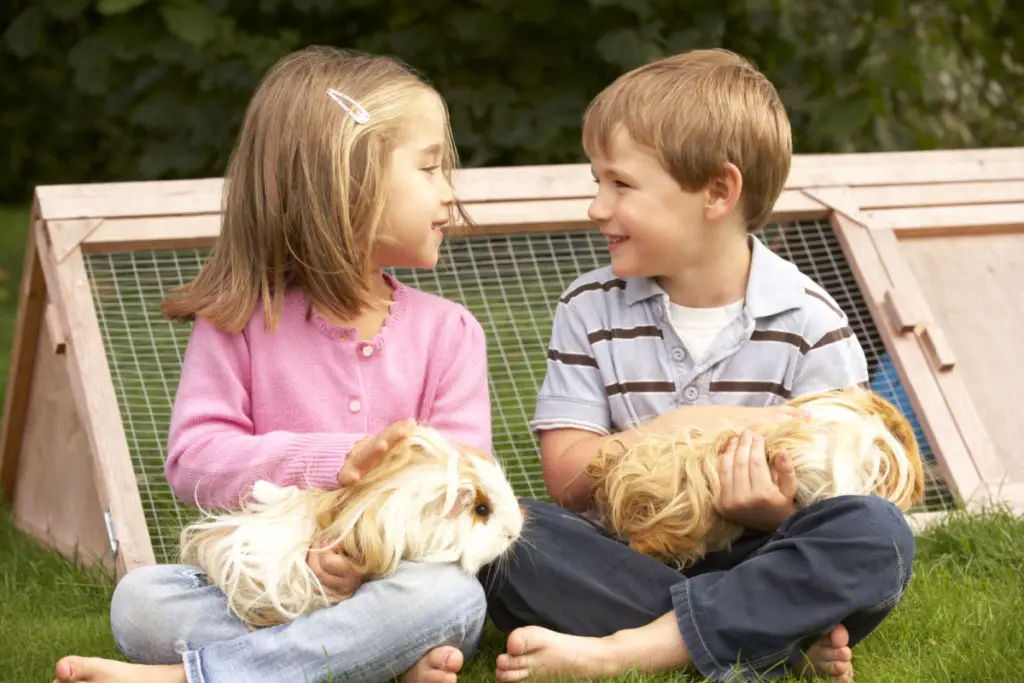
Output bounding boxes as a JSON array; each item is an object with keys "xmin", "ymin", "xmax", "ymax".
[
  {"xmin": 586, "ymin": 386, "xmax": 925, "ymax": 568},
  {"xmin": 179, "ymin": 426, "xmax": 524, "ymax": 630}
]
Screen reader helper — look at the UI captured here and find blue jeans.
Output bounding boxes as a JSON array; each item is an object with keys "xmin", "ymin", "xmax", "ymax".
[
  {"xmin": 480, "ymin": 495, "xmax": 915, "ymax": 682},
  {"xmin": 111, "ymin": 561, "xmax": 487, "ymax": 683}
]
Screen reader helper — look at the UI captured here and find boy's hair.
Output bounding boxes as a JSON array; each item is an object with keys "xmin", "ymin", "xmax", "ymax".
[
  {"xmin": 582, "ymin": 48, "xmax": 792, "ymax": 233},
  {"xmin": 162, "ymin": 46, "xmax": 468, "ymax": 333}
]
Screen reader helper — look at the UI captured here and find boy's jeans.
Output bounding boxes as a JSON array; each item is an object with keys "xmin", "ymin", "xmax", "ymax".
[
  {"xmin": 480, "ymin": 495, "xmax": 915, "ymax": 682},
  {"xmin": 110, "ymin": 561, "xmax": 486, "ymax": 683}
]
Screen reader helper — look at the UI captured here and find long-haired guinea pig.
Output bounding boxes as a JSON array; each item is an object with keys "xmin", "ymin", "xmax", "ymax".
[
  {"xmin": 586, "ymin": 386, "xmax": 925, "ymax": 568},
  {"xmin": 179, "ymin": 426, "xmax": 524, "ymax": 629}
]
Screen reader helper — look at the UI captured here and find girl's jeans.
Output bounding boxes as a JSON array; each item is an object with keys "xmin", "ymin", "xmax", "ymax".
[
  {"xmin": 110, "ymin": 561, "xmax": 487, "ymax": 683},
  {"xmin": 480, "ymin": 495, "xmax": 915, "ymax": 682}
]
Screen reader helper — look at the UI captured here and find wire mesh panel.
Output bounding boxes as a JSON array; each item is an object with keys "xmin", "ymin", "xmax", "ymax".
[
  {"xmin": 85, "ymin": 219, "xmax": 955, "ymax": 564},
  {"xmin": 760, "ymin": 221, "xmax": 955, "ymax": 512}
]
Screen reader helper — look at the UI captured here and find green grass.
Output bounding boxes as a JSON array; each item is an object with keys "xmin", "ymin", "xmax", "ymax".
[
  {"xmin": 3, "ymin": 204, "xmax": 1024, "ymax": 681},
  {"xmin": 4, "ymin": 502, "xmax": 1024, "ymax": 682}
]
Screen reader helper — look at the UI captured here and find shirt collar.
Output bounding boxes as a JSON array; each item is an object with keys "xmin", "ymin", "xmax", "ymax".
[{"xmin": 623, "ymin": 234, "xmax": 805, "ymax": 318}]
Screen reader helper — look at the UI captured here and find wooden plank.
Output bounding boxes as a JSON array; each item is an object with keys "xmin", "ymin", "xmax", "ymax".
[
  {"xmin": 830, "ymin": 212, "xmax": 983, "ymax": 505},
  {"xmin": 0, "ymin": 208, "xmax": 47, "ymax": 502},
  {"xmin": 997, "ymin": 483, "xmax": 1024, "ymax": 508},
  {"xmin": 816, "ymin": 187, "xmax": 1009, "ymax": 507},
  {"xmin": 919, "ymin": 325, "xmax": 956, "ymax": 371},
  {"xmin": 882, "ymin": 289, "xmax": 920, "ymax": 334},
  {"xmin": 866, "ymin": 228, "xmax": 934, "ymax": 328},
  {"xmin": 11, "ymin": 318, "xmax": 113, "ymax": 571},
  {"xmin": 851, "ymin": 181, "xmax": 1024, "ymax": 210},
  {"xmin": 871, "ymin": 226, "xmax": 1004, "ymax": 494},
  {"xmin": 787, "ymin": 159, "xmax": 1024, "ymax": 190},
  {"xmin": 41, "ymin": 146, "xmax": 1022, "ymax": 222},
  {"xmin": 897, "ymin": 232, "xmax": 1024, "ymax": 488},
  {"xmin": 802, "ymin": 185, "xmax": 879, "ymax": 227},
  {"xmin": 35, "ymin": 150, "xmax": 831, "ymax": 222},
  {"xmin": 795, "ymin": 147, "xmax": 1024, "ymax": 170},
  {"xmin": 43, "ymin": 302, "xmax": 67, "ymax": 354},
  {"xmin": 36, "ymin": 220, "xmax": 157, "ymax": 576},
  {"xmin": 868, "ymin": 223, "xmax": 1006, "ymax": 506},
  {"xmin": 49, "ymin": 219, "xmax": 104, "ymax": 263},
  {"xmin": 78, "ymin": 189, "xmax": 827, "ymax": 252},
  {"xmin": 769, "ymin": 190, "xmax": 829, "ymax": 222},
  {"xmin": 34, "ymin": 166, "xmax": 598, "ymax": 218},
  {"xmin": 35, "ymin": 167, "xmax": 601, "ymax": 220},
  {"xmin": 34, "ymin": 148, "xmax": 1024, "ymax": 220},
  {"xmin": 870, "ymin": 203, "xmax": 1024, "ymax": 233}
]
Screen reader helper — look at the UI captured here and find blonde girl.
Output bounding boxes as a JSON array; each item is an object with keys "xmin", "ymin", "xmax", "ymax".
[{"xmin": 54, "ymin": 45, "xmax": 491, "ymax": 683}]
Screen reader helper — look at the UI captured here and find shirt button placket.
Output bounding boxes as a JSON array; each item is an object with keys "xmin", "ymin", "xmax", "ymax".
[{"xmin": 351, "ymin": 343, "xmax": 374, "ymax": 415}]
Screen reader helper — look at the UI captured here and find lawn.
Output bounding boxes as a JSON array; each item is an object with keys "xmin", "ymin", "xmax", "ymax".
[
  {"xmin": 1, "ymin": 203, "xmax": 1023, "ymax": 682},
  {"xmin": 5, "ymin": 501, "xmax": 1024, "ymax": 682}
]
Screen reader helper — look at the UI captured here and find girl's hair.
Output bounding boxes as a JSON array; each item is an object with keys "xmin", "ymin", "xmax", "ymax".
[{"xmin": 162, "ymin": 46, "xmax": 469, "ymax": 333}]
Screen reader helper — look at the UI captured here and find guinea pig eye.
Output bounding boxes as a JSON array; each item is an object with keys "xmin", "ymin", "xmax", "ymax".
[{"xmin": 474, "ymin": 502, "xmax": 491, "ymax": 518}]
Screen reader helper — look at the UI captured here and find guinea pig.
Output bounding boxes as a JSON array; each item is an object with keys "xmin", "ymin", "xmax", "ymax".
[
  {"xmin": 586, "ymin": 386, "xmax": 926, "ymax": 568},
  {"xmin": 179, "ymin": 426, "xmax": 524, "ymax": 630}
]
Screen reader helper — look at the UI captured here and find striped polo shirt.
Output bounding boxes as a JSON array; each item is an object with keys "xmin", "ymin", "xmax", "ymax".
[{"xmin": 532, "ymin": 235, "xmax": 869, "ymax": 436}]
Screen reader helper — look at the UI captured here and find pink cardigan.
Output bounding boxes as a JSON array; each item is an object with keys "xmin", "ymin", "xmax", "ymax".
[{"xmin": 165, "ymin": 279, "xmax": 492, "ymax": 510}]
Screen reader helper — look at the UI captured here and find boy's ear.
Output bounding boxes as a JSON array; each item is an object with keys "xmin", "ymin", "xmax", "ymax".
[{"xmin": 704, "ymin": 162, "xmax": 743, "ymax": 223}]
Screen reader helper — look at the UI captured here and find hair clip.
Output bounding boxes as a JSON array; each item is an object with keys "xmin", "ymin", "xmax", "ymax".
[{"xmin": 327, "ymin": 88, "xmax": 370, "ymax": 124}]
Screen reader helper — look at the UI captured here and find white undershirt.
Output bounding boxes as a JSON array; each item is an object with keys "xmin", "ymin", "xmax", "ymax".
[{"xmin": 667, "ymin": 299, "xmax": 744, "ymax": 362}]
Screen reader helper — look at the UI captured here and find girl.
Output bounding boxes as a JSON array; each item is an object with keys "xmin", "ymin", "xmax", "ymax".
[{"xmin": 55, "ymin": 45, "xmax": 491, "ymax": 683}]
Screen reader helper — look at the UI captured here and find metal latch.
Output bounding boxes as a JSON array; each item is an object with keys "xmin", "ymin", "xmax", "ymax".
[{"xmin": 103, "ymin": 508, "xmax": 119, "ymax": 556}]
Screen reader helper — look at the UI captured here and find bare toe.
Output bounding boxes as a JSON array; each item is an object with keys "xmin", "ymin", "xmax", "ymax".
[
  {"xmin": 55, "ymin": 657, "xmax": 84, "ymax": 682},
  {"xmin": 797, "ymin": 625, "xmax": 855, "ymax": 681},
  {"xmin": 828, "ymin": 624, "xmax": 850, "ymax": 649},
  {"xmin": 52, "ymin": 657, "xmax": 185, "ymax": 683},
  {"xmin": 505, "ymin": 628, "xmax": 530, "ymax": 657},
  {"xmin": 496, "ymin": 626, "xmax": 614, "ymax": 682},
  {"xmin": 402, "ymin": 645, "xmax": 463, "ymax": 683}
]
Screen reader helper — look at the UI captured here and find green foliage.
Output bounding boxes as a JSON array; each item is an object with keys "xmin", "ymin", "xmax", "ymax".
[{"xmin": 1, "ymin": 0, "xmax": 1021, "ymax": 201}]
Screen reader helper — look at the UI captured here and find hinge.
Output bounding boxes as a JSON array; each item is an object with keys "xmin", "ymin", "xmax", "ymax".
[{"xmin": 103, "ymin": 508, "xmax": 119, "ymax": 556}]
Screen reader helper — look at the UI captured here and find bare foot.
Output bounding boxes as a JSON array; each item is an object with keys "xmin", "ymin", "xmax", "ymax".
[
  {"xmin": 401, "ymin": 646, "xmax": 464, "ymax": 683},
  {"xmin": 795, "ymin": 624, "xmax": 854, "ymax": 681},
  {"xmin": 495, "ymin": 626, "xmax": 614, "ymax": 682},
  {"xmin": 53, "ymin": 656, "xmax": 186, "ymax": 683}
]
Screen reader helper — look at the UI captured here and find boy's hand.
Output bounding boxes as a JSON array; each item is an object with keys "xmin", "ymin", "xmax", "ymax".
[
  {"xmin": 717, "ymin": 429, "xmax": 798, "ymax": 533},
  {"xmin": 337, "ymin": 419, "xmax": 418, "ymax": 487},
  {"xmin": 307, "ymin": 537, "xmax": 364, "ymax": 598}
]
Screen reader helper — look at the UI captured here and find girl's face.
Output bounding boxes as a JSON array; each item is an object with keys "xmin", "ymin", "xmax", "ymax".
[{"xmin": 373, "ymin": 91, "xmax": 455, "ymax": 270}]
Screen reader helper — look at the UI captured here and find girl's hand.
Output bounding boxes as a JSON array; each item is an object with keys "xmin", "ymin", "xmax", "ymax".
[
  {"xmin": 717, "ymin": 429, "xmax": 798, "ymax": 532},
  {"xmin": 307, "ymin": 537, "xmax": 364, "ymax": 598},
  {"xmin": 337, "ymin": 419, "xmax": 418, "ymax": 487}
]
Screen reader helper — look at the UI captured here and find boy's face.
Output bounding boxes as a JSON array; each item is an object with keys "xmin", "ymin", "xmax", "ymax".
[{"xmin": 587, "ymin": 127, "xmax": 736, "ymax": 279}]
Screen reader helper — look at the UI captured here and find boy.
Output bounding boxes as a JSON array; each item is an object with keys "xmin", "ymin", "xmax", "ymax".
[{"xmin": 479, "ymin": 49, "xmax": 914, "ymax": 683}]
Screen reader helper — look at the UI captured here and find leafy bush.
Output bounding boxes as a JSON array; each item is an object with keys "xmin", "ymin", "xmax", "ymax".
[{"xmin": 1, "ymin": 0, "xmax": 1020, "ymax": 201}]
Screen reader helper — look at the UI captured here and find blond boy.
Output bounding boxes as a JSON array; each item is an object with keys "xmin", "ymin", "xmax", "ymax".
[{"xmin": 479, "ymin": 49, "xmax": 913, "ymax": 683}]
